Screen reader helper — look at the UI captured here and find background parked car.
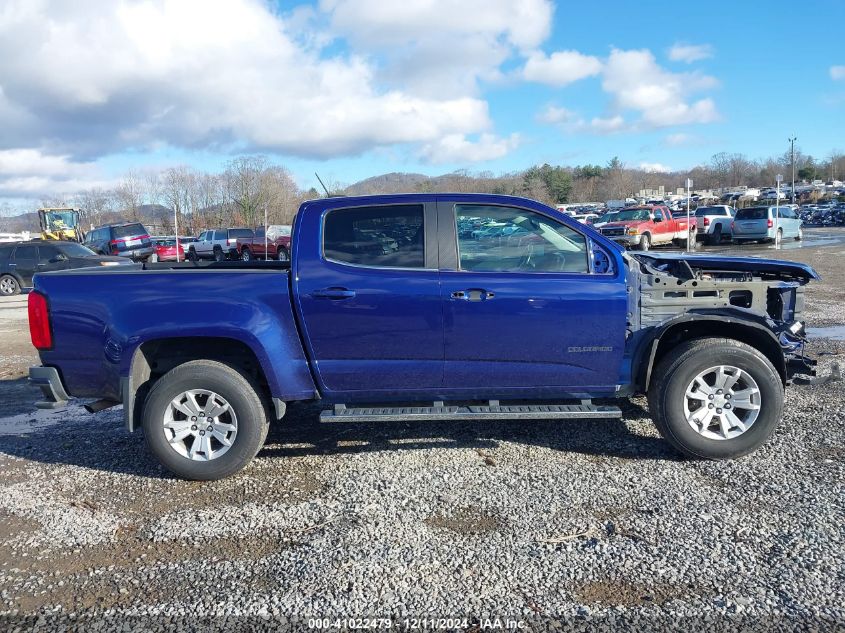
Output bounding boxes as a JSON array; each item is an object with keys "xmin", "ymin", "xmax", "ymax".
[
  {"xmin": 83, "ymin": 222, "xmax": 154, "ymax": 261},
  {"xmin": 151, "ymin": 237, "xmax": 186, "ymax": 262},
  {"xmin": 694, "ymin": 205, "xmax": 736, "ymax": 245},
  {"xmin": 236, "ymin": 226, "xmax": 292, "ymax": 261},
  {"xmin": 0, "ymin": 240, "xmax": 127, "ymax": 295},
  {"xmin": 188, "ymin": 228, "xmax": 253, "ymax": 261},
  {"xmin": 732, "ymin": 206, "xmax": 803, "ymax": 245}
]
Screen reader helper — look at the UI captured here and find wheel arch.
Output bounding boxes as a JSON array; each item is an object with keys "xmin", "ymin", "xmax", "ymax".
[
  {"xmin": 636, "ymin": 314, "xmax": 786, "ymax": 393},
  {"xmin": 125, "ymin": 336, "xmax": 284, "ymax": 432}
]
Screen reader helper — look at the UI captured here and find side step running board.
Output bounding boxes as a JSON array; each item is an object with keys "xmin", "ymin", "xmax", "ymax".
[{"xmin": 320, "ymin": 402, "xmax": 622, "ymax": 423}]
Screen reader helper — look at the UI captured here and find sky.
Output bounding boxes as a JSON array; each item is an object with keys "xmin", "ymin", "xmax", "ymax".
[{"xmin": 0, "ymin": 0, "xmax": 843, "ymax": 210}]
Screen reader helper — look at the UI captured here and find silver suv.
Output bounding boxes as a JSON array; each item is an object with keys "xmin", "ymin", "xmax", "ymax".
[{"xmin": 189, "ymin": 228, "xmax": 254, "ymax": 262}]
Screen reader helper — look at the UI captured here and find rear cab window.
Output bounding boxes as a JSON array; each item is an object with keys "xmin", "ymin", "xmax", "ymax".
[
  {"xmin": 323, "ymin": 205, "xmax": 425, "ymax": 268},
  {"xmin": 228, "ymin": 229, "xmax": 254, "ymax": 239}
]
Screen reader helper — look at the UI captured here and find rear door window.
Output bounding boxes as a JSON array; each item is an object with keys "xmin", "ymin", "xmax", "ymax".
[
  {"xmin": 323, "ymin": 205, "xmax": 425, "ymax": 268},
  {"xmin": 13, "ymin": 244, "xmax": 37, "ymax": 261}
]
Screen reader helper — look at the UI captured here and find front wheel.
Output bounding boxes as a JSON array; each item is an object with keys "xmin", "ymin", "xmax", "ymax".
[
  {"xmin": 637, "ymin": 233, "xmax": 651, "ymax": 251},
  {"xmin": 141, "ymin": 360, "xmax": 270, "ymax": 480},
  {"xmin": 795, "ymin": 227, "xmax": 803, "ymax": 241},
  {"xmin": 647, "ymin": 337, "xmax": 783, "ymax": 460},
  {"xmin": 0, "ymin": 274, "xmax": 20, "ymax": 296},
  {"xmin": 187, "ymin": 248, "xmax": 198, "ymax": 262}
]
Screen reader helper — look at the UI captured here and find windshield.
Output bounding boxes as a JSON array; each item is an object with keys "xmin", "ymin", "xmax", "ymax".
[
  {"xmin": 44, "ymin": 211, "xmax": 77, "ymax": 228},
  {"xmin": 614, "ymin": 209, "xmax": 652, "ymax": 221},
  {"xmin": 58, "ymin": 243, "xmax": 96, "ymax": 257}
]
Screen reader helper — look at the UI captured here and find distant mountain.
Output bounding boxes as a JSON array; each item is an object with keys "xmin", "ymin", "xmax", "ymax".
[{"xmin": 343, "ymin": 172, "xmax": 431, "ymax": 195}]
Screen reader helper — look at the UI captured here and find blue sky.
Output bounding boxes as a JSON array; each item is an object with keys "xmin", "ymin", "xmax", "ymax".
[{"xmin": 0, "ymin": 0, "xmax": 843, "ymax": 208}]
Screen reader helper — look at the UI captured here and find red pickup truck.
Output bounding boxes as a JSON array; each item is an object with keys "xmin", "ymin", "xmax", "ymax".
[
  {"xmin": 235, "ymin": 226, "xmax": 292, "ymax": 261},
  {"xmin": 597, "ymin": 206, "xmax": 696, "ymax": 250}
]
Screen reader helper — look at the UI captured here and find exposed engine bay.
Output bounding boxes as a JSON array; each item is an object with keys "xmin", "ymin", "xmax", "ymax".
[{"xmin": 624, "ymin": 251, "xmax": 818, "ymax": 381}]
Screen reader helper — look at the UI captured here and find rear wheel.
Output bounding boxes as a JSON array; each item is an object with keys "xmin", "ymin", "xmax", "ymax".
[
  {"xmin": 647, "ymin": 337, "xmax": 783, "ymax": 460},
  {"xmin": 241, "ymin": 248, "xmax": 252, "ymax": 262},
  {"xmin": 141, "ymin": 360, "xmax": 270, "ymax": 480},
  {"xmin": 213, "ymin": 246, "xmax": 225, "ymax": 262},
  {"xmin": 0, "ymin": 275, "xmax": 20, "ymax": 296},
  {"xmin": 708, "ymin": 225, "xmax": 722, "ymax": 246},
  {"xmin": 795, "ymin": 227, "xmax": 803, "ymax": 241},
  {"xmin": 277, "ymin": 247, "xmax": 289, "ymax": 262}
]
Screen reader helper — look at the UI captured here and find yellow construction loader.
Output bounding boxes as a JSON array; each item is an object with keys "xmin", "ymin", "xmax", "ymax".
[{"xmin": 38, "ymin": 207, "xmax": 84, "ymax": 242}]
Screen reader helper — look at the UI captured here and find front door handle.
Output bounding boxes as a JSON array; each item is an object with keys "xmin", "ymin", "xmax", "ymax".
[
  {"xmin": 313, "ymin": 287, "xmax": 356, "ymax": 300},
  {"xmin": 451, "ymin": 289, "xmax": 495, "ymax": 301}
]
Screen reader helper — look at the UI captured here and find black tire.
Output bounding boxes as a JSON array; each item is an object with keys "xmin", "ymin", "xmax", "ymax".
[
  {"xmin": 637, "ymin": 233, "xmax": 651, "ymax": 251},
  {"xmin": 708, "ymin": 225, "xmax": 722, "ymax": 246},
  {"xmin": 241, "ymin": 247, "xmax": 252, "ymax": 262},
  {"xmin": 187, "ymin": 248, "xmax": 198, "ymax": 262},
  {"xmin": 141, "ymin": 360, "xmax": 270, "ymax": 480},
  {"xmin": 647, "ymin": 337, "xmax": 783, "ymax": 460},
  {"xmin": 0, "ymin": 274, "xmax": 21, "ymax": 296},
  {"xmin": 213, "ymin": 246, "xmax": 225, "ymax": 262},
  {"xmin": 795, "ymin": 227, "xmax": 803, "ymax": 241},
  {"xmin": 277, "ymin": 247, "xmax": 289, "ymax": 262}
]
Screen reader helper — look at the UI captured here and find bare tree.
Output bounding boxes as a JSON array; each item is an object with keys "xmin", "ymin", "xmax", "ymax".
[{"xmin": 115, "ymin": 171, "xmax": 144, "ymax": 220}]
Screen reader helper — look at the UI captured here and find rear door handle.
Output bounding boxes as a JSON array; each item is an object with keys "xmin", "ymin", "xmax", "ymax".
[
  {"xmin": 313, "ymin": 287, "xmax": 356, "ymax": 300},
  {"xmin": 451, "ymin": 289, "xmax": 495, "ymax": 301}
]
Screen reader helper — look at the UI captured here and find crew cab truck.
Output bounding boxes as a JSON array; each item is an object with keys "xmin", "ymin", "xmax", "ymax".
[
  {"xmin": 235, "ymin": 226, "xmax": 292, "ymax": 262},
  {"xmin": 27, "ymin": 194, "xmax": 818, "ymax": 480},
  {"xmin": 597, "ymin": 206, "xmax": 696, "ymax": 251},
  {"xmin": 694, "ymin": 205, "xmax": 736, "ymax": 245}
]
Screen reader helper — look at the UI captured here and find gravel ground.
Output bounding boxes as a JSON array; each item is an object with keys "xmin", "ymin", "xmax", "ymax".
[{"xmin": 1, "ymin": 230, "xmax": 844, "ymax": 631}]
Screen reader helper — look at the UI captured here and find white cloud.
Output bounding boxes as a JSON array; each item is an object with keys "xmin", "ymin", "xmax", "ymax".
[
  {"xmin": 522, "ymin": 50, "xmax": 603, "ymax": 86},
  {"xmin": 419, "ymin": 133, "xmax": 521, "ymax": 165},
  {"xmin": 664, "ymin": 133, "xmax": 692, "ymax": 146},
  {"xmin": 536, "ymin": 105, "xmax": 577, "ymax": 124},
  {"xmin": 639, "ymin": 162, "xmax": 672, "ymax": 173},
  {"xmin": 586, "ymin": 115, "xmax": 627, "ymax": 134},
  {"xmin": 0, "ymin": 149, "xmax": 108, "ymax": 196},
  {"xmin": 601, "ymin": 48, "xmax": 719, "ymax": 128},
  {"xmin": 0, "ymin": 0, "xmax": 527, "ymax": 163},
  {"xmin": 668, "ymin": 43, "xmax": 714, "ymax": 63},
  {"xmin": 831, "ymin": 65, "xmax": 845, "ymax": 80},
  {"xmin": 321, "ymin": 0, "xmax": 553, "ymax": 96}
]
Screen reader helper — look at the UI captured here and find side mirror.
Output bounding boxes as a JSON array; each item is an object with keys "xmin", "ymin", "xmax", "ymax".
[{"xmin": 652, "ymin": 214, "xmax": 662, "ymax": 222}]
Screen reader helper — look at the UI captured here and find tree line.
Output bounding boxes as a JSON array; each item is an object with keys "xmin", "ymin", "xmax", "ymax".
[{"xmin": 14, "ymin": 147, "xmax": 845, "ymax": 234}]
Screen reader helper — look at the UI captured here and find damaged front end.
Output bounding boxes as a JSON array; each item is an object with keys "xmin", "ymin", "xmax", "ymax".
[{"xmin": 627, "ymin": 251, "xmax": 819, "ymax": 382}]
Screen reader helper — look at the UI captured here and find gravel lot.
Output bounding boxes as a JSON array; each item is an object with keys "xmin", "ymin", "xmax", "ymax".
[{"xmin": 1, "ymin": 230, "xmax": 844, "ymax": 631}]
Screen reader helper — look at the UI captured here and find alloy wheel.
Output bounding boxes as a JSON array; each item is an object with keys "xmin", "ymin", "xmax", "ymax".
[
  {"xmin": 163, "ymin": 389, "xmax": 238, "ymax": 461},
  {"xmin": 683, "ymin": 365, "xmax": 761, "ymax": 440}
]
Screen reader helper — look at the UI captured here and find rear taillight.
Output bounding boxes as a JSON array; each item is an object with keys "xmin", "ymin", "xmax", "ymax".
[
  {"xmin": 767, "ymin": 219, "xmax": 774, "ymax": 228},
  {"xmin": 703, "ymin": 217, "xmax": 710, "ymax": 226},
  {"xmin": 109, "ymin": 239, "xmax": 120, "ymax": 254},
  {"xmin": 28, "ymin": 291, "xmax": 53, "ymax": 350},
  {"xmin": 228, "ymin": 238, "xmax": 237, "ymax": 245}
]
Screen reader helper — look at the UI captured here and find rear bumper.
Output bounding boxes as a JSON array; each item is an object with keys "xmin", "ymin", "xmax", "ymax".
[
  {"xmin": 117, "ymin": 246, "xmax": 154, "ymax": 261},
  {"xmin": 29, "ymin": 366, "xmax": 70, "ymax": 409}
]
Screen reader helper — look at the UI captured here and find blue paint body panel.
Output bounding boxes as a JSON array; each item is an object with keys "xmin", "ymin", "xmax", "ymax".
[{"xmin": 34, "ymin": 269, "xmax": 316, "ymax": 401}]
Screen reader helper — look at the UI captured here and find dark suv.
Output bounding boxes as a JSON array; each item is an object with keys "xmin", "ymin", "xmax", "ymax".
[
  {"xmin": 0, "ymin": 241, "xmax": 127, "ymax": 295},
  {"xmin": 83, "ymin": 223, "xmax": 154, "ymax": 261}
]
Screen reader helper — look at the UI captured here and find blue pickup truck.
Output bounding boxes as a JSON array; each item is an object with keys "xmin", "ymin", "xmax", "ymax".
[{"xmin": 27, "ymin": 194, "xmax": 818, "ymax": 479}]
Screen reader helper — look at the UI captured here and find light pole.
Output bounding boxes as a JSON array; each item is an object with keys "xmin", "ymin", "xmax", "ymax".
[
  {"xmin": 264, "ymin": 203, "xmax": 269, "ymax": 261},
  {"xmin": 775, "ymin": 174, "xmax": 783, "ymax": 248},
  {"xmin": 685, "ymin": 178, "xmax": 693, "ymax": 252},
  {"xmin": 788, "ymin": 136, "xmax": 797, "ymax": 203}
]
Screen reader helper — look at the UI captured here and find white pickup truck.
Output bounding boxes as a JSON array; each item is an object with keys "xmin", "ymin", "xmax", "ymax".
[{"xmin": 694, "ymin": 205, "xmax": 735, "ymax": 245}]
